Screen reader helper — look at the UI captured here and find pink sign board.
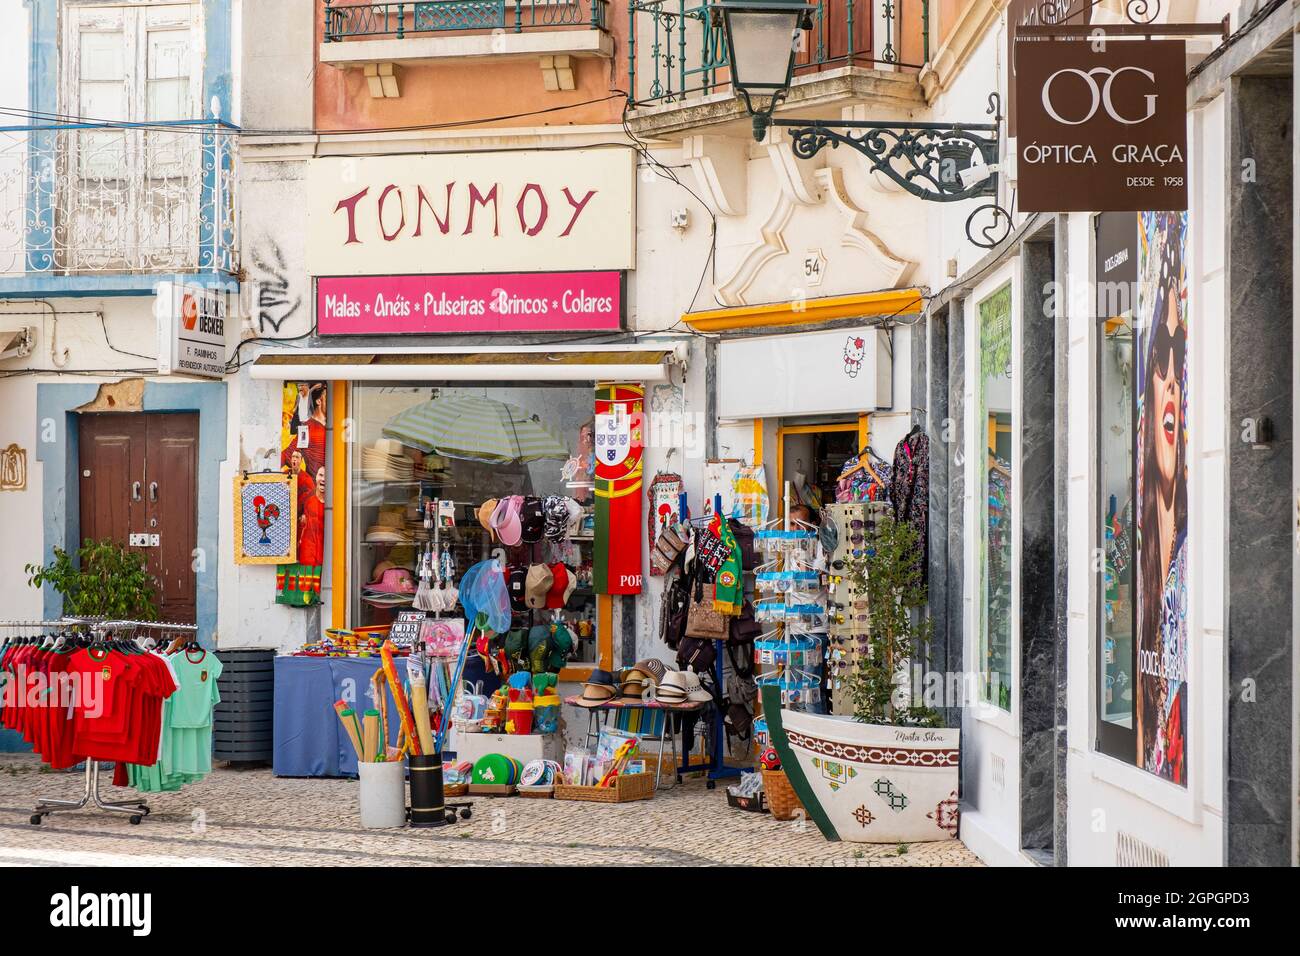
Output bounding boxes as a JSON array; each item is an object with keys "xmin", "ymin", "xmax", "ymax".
[{"xmin": 316, "ymin": 271, "xmax": 623, "ymax": 335}]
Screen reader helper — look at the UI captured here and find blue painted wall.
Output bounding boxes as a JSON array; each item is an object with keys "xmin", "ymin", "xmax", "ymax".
[{"xmin": 35, "ymin": 381, "xmax": 228, "ymax": 647}]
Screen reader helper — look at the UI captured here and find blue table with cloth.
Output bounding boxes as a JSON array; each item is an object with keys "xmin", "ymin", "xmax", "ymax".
[
  {"xmin": 273, "ymin": 656, "xmax": 403, "ymax": 778},
  {"xmin": 272, "ymin": 652, "xmax": 502, "ymax": 777}
]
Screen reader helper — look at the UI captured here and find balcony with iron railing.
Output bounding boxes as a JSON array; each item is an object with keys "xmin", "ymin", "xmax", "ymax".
[
  {"xmin": 625, "ymin": 0, "xmax": 930, "ymax": 136},
  {"xmin": 319, "ymin": 0, "xmax": 615, "ymax": 77},
  {"xmin": 0, "ymin": 120, "xmax": 239, "ymax": 296}
]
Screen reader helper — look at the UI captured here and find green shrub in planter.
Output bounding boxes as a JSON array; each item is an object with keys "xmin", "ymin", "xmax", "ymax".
[{"xmin": 26, "ymin": 538, "xmax": 159, "ymax": 620}]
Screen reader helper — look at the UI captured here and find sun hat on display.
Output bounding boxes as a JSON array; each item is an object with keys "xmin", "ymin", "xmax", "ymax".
[
  {"xmin": 366, "ymin": 567, "xmax": 416, "ymax": 595},
  {"xmin": 477, "ymin": 499, "xmax": 499, "ymax": 541},
  {"xmin": 629, "ymin": 658, "xmax": 667, "ymax": 686},
  {"xmin": 656, "ymin": 670, "xmax": 713, "ymax": 704},
  {"xmin": 491, "ymin": 496, "xmax": 524, "ymax": 547},
  {"xmin": 575, "ymin": 669, "xmax": 618, "ymax": 708}
]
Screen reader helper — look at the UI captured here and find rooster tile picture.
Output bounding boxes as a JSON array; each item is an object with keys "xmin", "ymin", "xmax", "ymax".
[{"xmin": 234, "ymin": 472, "xmax": 298, "ymax": 565}]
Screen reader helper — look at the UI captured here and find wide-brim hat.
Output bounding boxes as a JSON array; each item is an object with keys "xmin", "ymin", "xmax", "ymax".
[
  {"xmin": 575, "ymin": 683, "xmax": 617, "ymax": 708},
  {"xmin": 656, "ymin": 670, "xmax": 713, "ymax": 704},
  {"xmin": 616, "ymin": 678, "xmax": 652, "ymax": 701},
  {"xmin": 575, "ymin": 669, "xmax": 617, "ymax": 708},
  {"xmin": 630, "ymin": 658, "xmax": 667, "ymax": 686}
]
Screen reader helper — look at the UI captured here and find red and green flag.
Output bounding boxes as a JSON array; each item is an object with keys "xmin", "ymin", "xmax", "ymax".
[{"xmin": 593, "ymin": 382, "xmax": 644, "ymax": 594}]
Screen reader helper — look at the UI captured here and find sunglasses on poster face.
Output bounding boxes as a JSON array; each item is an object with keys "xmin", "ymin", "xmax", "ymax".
[{"xmin": 1151, "ymin": 318, "xmax": 1185, "ymax": 381}]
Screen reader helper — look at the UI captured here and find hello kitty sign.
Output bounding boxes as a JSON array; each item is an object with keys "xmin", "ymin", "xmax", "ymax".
[
  {"xmin": 718, "ymin": 326, "xmax": 893, "ymax": 418},
  {"xmin": 843, "ymin": 335, "xmax": 866, "ymax": 377}
]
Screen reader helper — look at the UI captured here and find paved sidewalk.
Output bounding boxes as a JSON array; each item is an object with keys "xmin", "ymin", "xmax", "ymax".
[{"xmin": 0, "ymin": 756, "xmax": 982, "ymax": 866}]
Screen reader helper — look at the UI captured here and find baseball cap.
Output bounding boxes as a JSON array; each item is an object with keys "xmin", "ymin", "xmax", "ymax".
[
  {"xmin": 565, "ymin": 497, "xmax": 586, "ymax": 536},
  {"xmin": 524, "ymin": 563, "xmax": 554, "ymax": 609},
  {"xmin": 519, "ymin": 496, "xmax": 546, "ymax": 544},
  {"xmin": 543, "ymin": 495, "xmax": 571, "ymax": 541},
  {"xmin": 544, "ymin": 563, "xmax": 576, "ymax": 609},
  {"xmin": 507, "ymin": 563, "xmax": 529, "ymax": 613}
]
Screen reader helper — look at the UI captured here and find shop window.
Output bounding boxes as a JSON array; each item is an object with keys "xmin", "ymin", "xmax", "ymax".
[
  {"xmin": 1098, "ymin": 277, "xmax": 1136, "ymax": 758},
  {"xmin": 348, "ymin": 383, "xmax": 603, "ymax": 670},
  {"xmin": 977, "ymin": 283, "xmax": 1013, "ymax": 711},
  {"xmin": 1094, "ymin": 212, "xmax": 1189, "ymax": 786}
]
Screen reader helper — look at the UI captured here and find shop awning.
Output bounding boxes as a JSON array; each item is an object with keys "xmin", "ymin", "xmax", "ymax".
[
  {"xmin": 683, "ymin": 288, "xmax": 924, "ymax": 332},
  {"xmin": 248, "ymin": 345, "xmax": 681, "ymax": 383}
]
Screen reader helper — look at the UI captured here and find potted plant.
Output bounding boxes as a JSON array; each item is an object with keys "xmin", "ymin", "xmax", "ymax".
[
  {"xmin": 26, "ymin": 538, "xmax": 159, "ymax": 620},
  {"xmin": 762, "ymin": 516, "xmax": 961, "ymax": 843}
]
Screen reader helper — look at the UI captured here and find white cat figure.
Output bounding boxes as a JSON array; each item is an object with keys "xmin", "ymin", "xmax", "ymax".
[{"xmin": 843, "ymin": 335, "xmax": 866, "ymax": 377}]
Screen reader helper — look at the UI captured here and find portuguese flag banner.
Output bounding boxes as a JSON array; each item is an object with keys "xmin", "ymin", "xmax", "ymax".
[{"xmin": 593, "ymin": 382, "xmax": 644, "ymax": 594}]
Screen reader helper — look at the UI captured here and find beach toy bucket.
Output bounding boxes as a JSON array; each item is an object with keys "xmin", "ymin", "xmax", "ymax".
[{"xmin": 506, "ymin": 701, "xmax": 535, "ymax": 735}]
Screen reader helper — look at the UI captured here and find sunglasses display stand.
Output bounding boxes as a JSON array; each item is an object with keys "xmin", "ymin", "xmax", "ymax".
[
  {"xmin": 823, "ymin": 501, "xmax": 890, "ymax": 715},
  {"xmin": 752, "ymin": 483, "xmax": 828, "ymax": 713}
]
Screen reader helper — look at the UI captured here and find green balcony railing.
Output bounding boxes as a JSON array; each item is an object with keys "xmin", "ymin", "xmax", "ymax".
[
  {"xmin": 627, "ymin": 0, "xmax": 928, "ymax": 108},
  {"xmin": 323, "ymin": 0, "xmax": 608, "ymax": 39}
]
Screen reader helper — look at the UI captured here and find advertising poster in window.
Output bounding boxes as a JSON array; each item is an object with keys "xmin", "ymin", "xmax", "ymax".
[
  {"xmin": 1135, "ymin": 211, "xmax": 1188, "ymax": 784},
  {"xmin": 277, "ymin": 382, "xmax": 329, "ymax": 606}
]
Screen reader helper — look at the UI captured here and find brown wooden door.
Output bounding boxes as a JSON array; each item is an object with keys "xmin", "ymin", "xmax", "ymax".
[{"xmin": 79, "ymin": 412, "xmax": 199, "ymax": 624}]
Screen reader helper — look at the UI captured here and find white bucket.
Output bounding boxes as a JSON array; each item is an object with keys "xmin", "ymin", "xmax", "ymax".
[{"xmin": 358, "ymin": 759, "xmax": 407, "ymax": 829}]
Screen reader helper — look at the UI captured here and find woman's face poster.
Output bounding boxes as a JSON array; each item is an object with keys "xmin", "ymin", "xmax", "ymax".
[{"xmin": 1135, "ymin": 211, "xmax": 1189, "ymax": 785}]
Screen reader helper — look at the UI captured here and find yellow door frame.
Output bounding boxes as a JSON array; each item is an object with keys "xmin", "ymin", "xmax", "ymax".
[
  {"xmin": 774, "ymin": 414, "xmax": 870, "ymax": 514},
  {"xmin": 329, "ymin": 381, "xmax": 612, "ymax": 681}
]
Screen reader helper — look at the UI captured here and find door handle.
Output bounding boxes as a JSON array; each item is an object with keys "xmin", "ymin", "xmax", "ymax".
[
  {"xmin": 149, "ymin": 481, "xmax": 158, "ymax": 502},
  {"xmin": 132, "ymin": 481, "xmax": 142, "ymax": 501}
]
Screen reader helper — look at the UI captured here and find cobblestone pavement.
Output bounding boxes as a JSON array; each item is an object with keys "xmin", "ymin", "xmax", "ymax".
[{"xmin": 0, "ymin": 756, "xmax": 982, "ymax": 866}]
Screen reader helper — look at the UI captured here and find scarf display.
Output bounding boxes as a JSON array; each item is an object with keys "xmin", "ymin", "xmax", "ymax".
[{"xmin": 711, "ymin": 514, "xmax": 744, "ymax": 616}]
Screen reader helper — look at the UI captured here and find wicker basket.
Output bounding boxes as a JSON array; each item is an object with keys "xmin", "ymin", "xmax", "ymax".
[
  {"xmin": 761, "ymin": 767, "xmax": 804, "ymax": 821},
  {"xmin": 443, "ymin": 783, "xmax": 468, "ymax": 798},
  {"xmin": 517, "ymin": 785, "xmax": 554, "ymax": 799},
  {"xmin": 553, "ymin": 772, "xmax": 654, "ymax": 804}
]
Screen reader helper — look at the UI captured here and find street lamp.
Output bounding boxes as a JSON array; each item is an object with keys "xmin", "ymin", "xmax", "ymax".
[
  {"xmin": 713, "ymin": 0, "xmax": 815, "ymax": 141},
  {"xmin": 712, "ymin": 0, "xmax": 1010, "ymax": 248}
]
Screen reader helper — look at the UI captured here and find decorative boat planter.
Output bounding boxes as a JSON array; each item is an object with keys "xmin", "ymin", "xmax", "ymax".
[{"xmin": 762, "ymin": 686, "xmax": 960, "ymax": 844}]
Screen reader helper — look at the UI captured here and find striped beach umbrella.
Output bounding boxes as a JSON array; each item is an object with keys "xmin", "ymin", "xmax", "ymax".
[{"xmin": 382, "ymin": 394, "xmax": 569, "ymax": 464}]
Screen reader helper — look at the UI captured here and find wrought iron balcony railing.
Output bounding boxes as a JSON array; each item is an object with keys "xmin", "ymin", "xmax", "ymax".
[
  {"xmin": 0, "ymin": 119, "xmax": 238, "ymax": 279},
  {"xmin": 627, "ymin": 0, "xmax": 928, "ymax": 109},
  {"xmin": 323, "ymin": 0, "xmax": 609, "ymax": 39}
]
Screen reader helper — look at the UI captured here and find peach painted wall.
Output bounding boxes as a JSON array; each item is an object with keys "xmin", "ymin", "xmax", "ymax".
[
  {"xmin": 313, "ymin": 0, "xmax": 630, "ymax": 130},
  {"xmin": 935, "ymin": 0, "xmax": 973, "ymax": 48}
]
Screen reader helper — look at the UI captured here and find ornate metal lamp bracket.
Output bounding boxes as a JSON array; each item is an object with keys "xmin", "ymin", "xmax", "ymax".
[{"xmin": 764, "ymin": 92, "xmax": 1011, "ymax": 249}]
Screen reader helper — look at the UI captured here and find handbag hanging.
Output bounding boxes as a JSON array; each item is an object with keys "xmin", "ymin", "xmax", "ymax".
[
  {"xmin": 646, "ymin": 472, "xmax": 684, "ymax": 575},
  {"xmin": 685, "ymin": 577, "xmax": 729, "ymax": 640}
]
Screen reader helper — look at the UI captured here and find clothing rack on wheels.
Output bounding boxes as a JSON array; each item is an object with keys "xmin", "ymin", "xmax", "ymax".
[{"xmin": 3, "ymin": 616, "xmax": 201, "ymax": 826}]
